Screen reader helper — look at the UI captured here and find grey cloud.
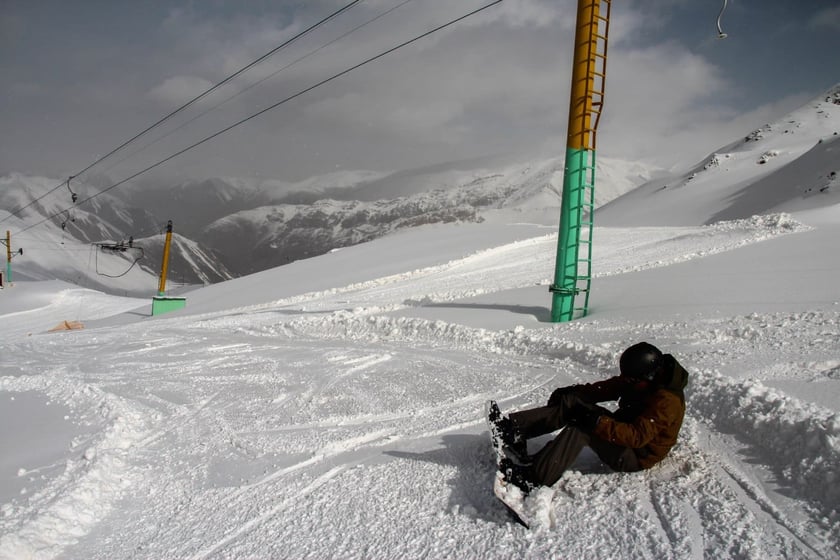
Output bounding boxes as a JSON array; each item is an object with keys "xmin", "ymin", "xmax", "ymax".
[{"xmin": 1, "ymin": 0, "xmax": 836, "ymax": 184}]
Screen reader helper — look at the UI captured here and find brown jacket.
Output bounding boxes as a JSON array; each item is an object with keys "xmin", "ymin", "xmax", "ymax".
[{"xmin": 577, "ymin": 355, "xmax": 688, "ymax": 469}]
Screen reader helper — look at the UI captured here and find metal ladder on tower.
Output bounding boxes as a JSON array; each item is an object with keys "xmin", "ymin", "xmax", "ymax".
[{"xmin": 565, "ymin": 0, "xmax": 610, "ymax": 319}]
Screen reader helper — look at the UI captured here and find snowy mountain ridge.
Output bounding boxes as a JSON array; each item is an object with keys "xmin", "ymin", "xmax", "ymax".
[
  {"xmin": 2, "ymin": 84, "xmax": 838, "ymax": 295},
  {"xmin": 200, "ymin": 155, "xmax": 656, "ymax": 274},
  {"xmin": 598, "ymin": 83, "xmax": 840, "ymax": 226},
  {"xmin": 0, "ymin": 174, "xmax": 233, "ymax": 295},
  {"xmin": 1, "ymin": 155, "xmax": 657, "ymax": 291}
]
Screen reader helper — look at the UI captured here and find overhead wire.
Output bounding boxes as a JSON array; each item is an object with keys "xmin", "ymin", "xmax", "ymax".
[
  {"xmin": 100, "ymin": 0, "xmax": 417, "ymax": 175},
  {"xmin": 14, "ymin": 0, "xmax": 505, "ymax": 237},
  {"xmin": 0, "ymin": 0, "xmax": 365, "ymax": 227},
  {"xmin": 95, "ymin": 245, "xmax": 145, "ymax": 278}
]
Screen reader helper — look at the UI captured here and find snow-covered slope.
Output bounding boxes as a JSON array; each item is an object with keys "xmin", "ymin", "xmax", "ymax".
[
  {"xmin": 1, "ymin": 86, "xmax": 839, "ymax": 560},
  {"xmin": 598, "ymin": 84, "xmax": 840, "ymax": 226},
  {"xmin": 0, "ymin": 175, "xmax": 233, "ymax": 293},
  {"xmin": 1, "ymin": 205, "xmax": 838, "ymax": 559}
]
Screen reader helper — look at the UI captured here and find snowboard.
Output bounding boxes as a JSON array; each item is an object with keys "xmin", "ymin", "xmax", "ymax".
[{"xmin": 486, "ymin": 400, "xmax": 531, "ymax": 528}]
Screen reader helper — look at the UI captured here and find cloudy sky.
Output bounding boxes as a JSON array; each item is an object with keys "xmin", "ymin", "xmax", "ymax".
[{"xmin": 1, "ymin": 0, "xmax": 839, "ymax": 186}]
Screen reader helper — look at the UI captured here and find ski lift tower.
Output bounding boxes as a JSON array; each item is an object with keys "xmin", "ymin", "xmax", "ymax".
[
  {"xmin": 152, "ymin": 220, "xmax": 187, "ymax": 316},
  {"xmin": 550, "ymin": 0, "xmax": 611, "ymax": 322}
]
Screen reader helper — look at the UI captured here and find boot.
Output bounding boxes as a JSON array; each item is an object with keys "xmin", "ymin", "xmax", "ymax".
[
  {"xmin": 496, "ymin": 416, "xmax": 530, "ymax": 465},
  {"xmin": 500, "ymin": 458, "xmax": 534, "ymax": 494}
]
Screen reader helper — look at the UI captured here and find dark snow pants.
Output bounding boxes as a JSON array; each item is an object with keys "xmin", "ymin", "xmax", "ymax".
[{"xmin": 508, "ymin": 394, "xmax": 642, "ymax": 487}]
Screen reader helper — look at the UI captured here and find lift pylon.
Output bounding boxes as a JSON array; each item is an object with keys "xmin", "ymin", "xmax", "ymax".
[
  {"xmin": 550, "ymin": 0, "xmax": 610, "ymax": 322},
  {"xmin": 152, "ymin": 220, "xmax": 186, "ymax": 316}
]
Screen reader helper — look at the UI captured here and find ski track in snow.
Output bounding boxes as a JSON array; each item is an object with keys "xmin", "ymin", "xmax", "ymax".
[{"xmin": 0, "ymin": 214, "xmax": 838, "ymax": 559}]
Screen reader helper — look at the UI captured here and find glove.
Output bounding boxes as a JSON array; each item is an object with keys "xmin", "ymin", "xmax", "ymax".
[
  {"xmin": 567, "ymin": 403, "xmax": 601, "ymax": 432},
  {"xmin": 547, "ymin": 385, "xmax": 581, "ymax": 407}
]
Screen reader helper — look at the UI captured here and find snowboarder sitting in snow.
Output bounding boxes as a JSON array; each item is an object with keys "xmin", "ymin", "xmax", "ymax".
[{"xmin": 495, "ymin": 342, "xmax": 688, "ymax": 492}]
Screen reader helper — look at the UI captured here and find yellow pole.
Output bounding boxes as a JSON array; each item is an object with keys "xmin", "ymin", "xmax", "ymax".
[
  {"xmin": 6, "ymin": 231, "xmax": 12, "ymax": 284},
  {"xmin": 567, "ymin": 0, "xmax": 597, "ymax": 153},
  {"xmin": 158, "ymin": 221, "xmax": 173, "ymax": 296}
]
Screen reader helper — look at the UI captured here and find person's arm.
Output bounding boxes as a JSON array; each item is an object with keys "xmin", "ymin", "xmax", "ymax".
[{"xmin": 568, "ymin": 376, "xmax": 632, "ymax": 404}]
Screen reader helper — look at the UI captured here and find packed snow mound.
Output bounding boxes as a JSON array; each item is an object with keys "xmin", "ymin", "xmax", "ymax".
[{"xmin": 690, "ymin": 368, "xmax": 840, "ymax": 521}]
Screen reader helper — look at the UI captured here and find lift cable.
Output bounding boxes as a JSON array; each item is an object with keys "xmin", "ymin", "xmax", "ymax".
[
  {"xmin": 0, "ymin": 0, "xmax": 364, "ymax": 227},
  {"xmin": 13, "ymin": 0, "xmax": 505, "ymax": 237},
  {"xmin": 100, "ymin": 0, "xmax": 416, "ymax": 175},
  {"xmin": 94, "ymin": 242, "xmax": 145, "ymax": 278}
]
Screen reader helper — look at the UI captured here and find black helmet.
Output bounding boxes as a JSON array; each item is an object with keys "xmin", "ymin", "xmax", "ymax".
[{"xmin": 620, "ymin": 342, "xmax": 664, "ymax": 381}]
